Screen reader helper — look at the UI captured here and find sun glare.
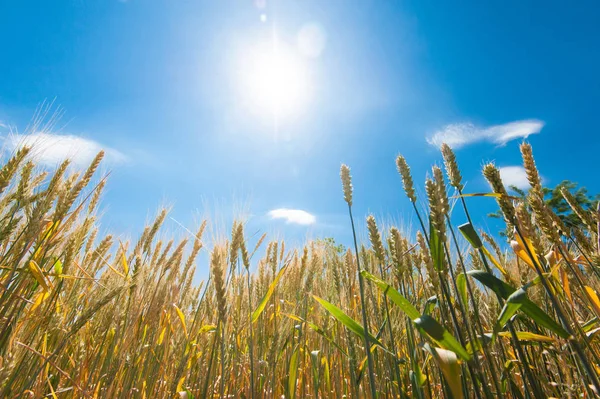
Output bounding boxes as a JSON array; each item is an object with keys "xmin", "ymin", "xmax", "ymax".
[{"xmin": 239, "ymin": 42, "xmax": 311, "ymax": 122}]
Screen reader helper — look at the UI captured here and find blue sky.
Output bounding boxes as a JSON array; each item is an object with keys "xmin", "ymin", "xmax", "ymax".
[{"xmin": 1, "ymin": 0, "xmax": 599, "ymax": 268}]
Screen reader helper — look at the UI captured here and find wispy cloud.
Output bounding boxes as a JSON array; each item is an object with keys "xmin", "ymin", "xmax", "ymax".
[
  {"xmin": 268, "ymin": 208, "xmax": 316, "ymax": 225},
  {"xmin": 4, "ymin": 133, "xmax": 127, "ymax": 168},
  {"xmin": 498, "ymin": 166, "xmax": 531, "ymax": 190},
  {"xmin": 427, "ymin": 119, "xmax": 544, "ymax": 148}
]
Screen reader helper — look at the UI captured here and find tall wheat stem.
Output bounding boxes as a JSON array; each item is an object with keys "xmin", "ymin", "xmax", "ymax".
[
  {"xmin": 246, "ymin": 270, "xmax": 255, "ymax": 399},
  {"xmin": 347, "ymin": 205, "xmax": 378, "ymax": 397}
]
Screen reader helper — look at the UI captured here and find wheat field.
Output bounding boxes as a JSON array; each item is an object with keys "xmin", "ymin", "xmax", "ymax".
[{"xmin": 0, "ymin": 141, "xmax": 599, "ymax": 398}]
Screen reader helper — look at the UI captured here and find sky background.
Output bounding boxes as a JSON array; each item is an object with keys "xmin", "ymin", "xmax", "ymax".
[{"xmin": 1, "ymin": 0, "xmax": 599, "ymax": 276}]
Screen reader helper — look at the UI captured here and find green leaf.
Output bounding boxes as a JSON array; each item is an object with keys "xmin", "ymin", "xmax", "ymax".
[
  {"xmin": 423, "ymin": 296, "xmax": 438, "ymax": 316},
  {"xmin": 415, "ymin": 315, "xmax": 471, "ymax": 361},
  {"xmin": 492, "ymin": 288, "xmax": 526, "ymax": 344},
  {"xmin": 501, "ymin": 361, "xmax": 520, "ymax": 398},
  {"xmin": 497, "ymin": 331, "xmax": 555, "ymax": 343},
  {"xmin": 288, "ymin": 346, "xmax": 300, "ymax": 399},
  {"xmin": 356, "ymin": 344, "xmax": 379, "ymax": 385},
  {"xmin": 468, "ymin": 270, "xmax": 569, "ymax": 339},
  {"xmin": 312, "ymin": 295, "xmax": 387, "ymax": 350},
  {"xmin": 423, "ymin": 344, "xmax": 464, "ymax": 399},
  {"xmin": 456, "ymin": 274, "xmax": 468, "ymax": 309},
  {"xmin": 282, "ymin": 313, "xmax": 348, "ymax": 356},
  {"xmin": 361, "ymin": 270, "xmax": 470, "ymax": 361},
  {"xmin": 429, "ymin": 221, "xmax": 445, "ymax": 272},
  {"xmin": 410, "ymin": 363, "xmax": 427, "ymax": 388},
  {"xmin": 465, "ymin": 334, "xmax": 490, "ymax": 355},
  {"xmin": 586, "ymin": 327, "xmax": 600, "ymax": 341},
  {"xmin": 360, "ymin": 270, "xmax": 420, "ymax": 319},
  {"xmin": 310, "ymin": 350, "xmax": 320, "ymax": 396},
  {"xmin": 582, "ymin": 317, "xmax": 598, "ymax": 333},
  {"xmin": 52, "ymin": 258, "xmax": 63, "ymax": 276},
  {"xmin": 458, "ymin": 222, "xmax": 483, "ymax": 249},
  {"xmin": 252, "ymin": 265, "xmax": 288, "ymax": 323},
  {"xmin": 323, "ymin": 356, "xmax": 331, "ymax": 393}
]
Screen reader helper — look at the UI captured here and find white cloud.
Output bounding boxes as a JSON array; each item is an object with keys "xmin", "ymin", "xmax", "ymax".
[
  {"xmin": 4, "ymin": 133, "xmax": 126, "ymax": 168},
  {"xmin": 498, "ymin": 166, "xmax": 530, "ymax": 190},
  {"xmin": 268, "ymin": 208, "xmax": 316, "ymax": 225},
  {"xmin": 427, "ymin": 119, "xmax": 544, "ymax": 148}
]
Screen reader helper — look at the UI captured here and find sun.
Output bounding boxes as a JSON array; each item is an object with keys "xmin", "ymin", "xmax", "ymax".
[{"xmin": 238, "ymin": 42, "xmax": 311, "ymax": 122}]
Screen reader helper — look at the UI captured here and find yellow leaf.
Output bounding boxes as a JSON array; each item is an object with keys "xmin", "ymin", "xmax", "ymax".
[
  {"xmin": 32, "ymin": 245, "xmax": 44, "ymax": 263},
  {"xmin": 514, "ymin": 228, "xmax": 539, "ymax": 268},
  {"xmin": 574, "ymin": 254, "xmax": 588, "ymax": 265},
  {"xmin": 561, "ymin": 268, "xmax": 573, "ymax": 305},
  {"xmin": 198, "ymin": 324, "xmax": 217, "ymax": 334},
  {"xmin": 43, "ymin": 333, "xmax": 49, "ymax": 378},
  {"xmin": 498, "ymin": 331, "xmax": 555, "ymax": 342},
  {"xmin": 42, "ymin": 332, "xmax": 47, "ymax": 356},
  {"xmin": 37, "ymin": 220, "xmax": 59, "ymax": 246},
  {"xmin": 47, "ymin": 377, "xmax": 58, "ymax": 399},
  {"xmin": 481, "ymin": 246, "xmax": 508, "ymax": 276},
  {"xmin": 173, "ymin": 304, "xmax": 188, "ymax": 338},
  {"xmin": 176, "ymin": 376, "xmax": 185, "ymax": 392},
  {"xmin": 158, "ymin": 326, "xmax": 167, "ymax": 345},
  {"xmin": 515, "ymin": 228, "xmax": 537, "ymax": 255},
  {"xmin": 107, "ymin": 327, "xmax": 116, "ymax": 342},
  {"xmin": 426, "ymin": 346, "xmax": 464, "ymax": 399},
  {"xmin": 28, "ymin": 260, "xmax": 50, "ymax": 291},
  {"xmin": 585, "ymin": 286, "xmax": 600, "ymax": 317},
  {"xmin": 31, "ymin": 291, "xmax": 50, "ymax": 311},
  {"xmin": 121, "ymin": 249, "xmax": 129, "ymax": 276},
  {"xmin": 92, "ymin": 375, "xmax": 105, "ymax": 399},
  {"xmin": 454, "ymin": 192, "xmax": 506, "ymax": 199},
  {"xmin": 47, "ymin": 220, "xmax": 61, "ymax": 239},
  {"xmin": 142, "ymin": 324, "xmax": 148, "ymax": 343},
  {"xmin": 510, "ymin": 240, "xmax": 535, "ymax": 270},
  {"xmin": 39, "ymin": 219, "xmax": 53, "ymax": 237},
  {"xmin": 105, "ymin": 262, "xmax": 127, "ymax": 279}
]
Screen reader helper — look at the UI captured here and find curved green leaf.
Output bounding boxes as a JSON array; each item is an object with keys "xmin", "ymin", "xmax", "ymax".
[
  {"xmin": 423, "ymin": 296, "xmax": 438, "ymax": 316},
  {"xmin": 282, "ymin": 313, "xmax": 348, "ymax": 357},
  {"xmin": 288, "ymin": 346, "xmax": 299, "ymax": 399},
  {"xmin": 468, "ymin": 270, "xmax": 569, "ymax": 339},
  {"xmin": 497, "ymin": 288, "xmax": 526, "ymax": 330},
  {"xmin": 456, "ymin": 274, "xmax": 468, "ymax": 309},
  {"xmin": 360, "ymin": 270, "xmax": 420, "ymax": 319},
  {"xmin": 361, "ymin": 270, "xmax": 470, "ymax": 361},
  {"xmin": 312, "ymin": 295, "xmax": 386, "ymax": 350},
  {"xmin": 458, "ymin": 222, "xmax": 483, "ymax": 249},
  {"xmin": 252, "ymin": 265, "xmax": 288, "ymax": 323},
  {"xmin": 310, "ymin": 350, "xmax": 320, "ymax": 396},
  {"xmin": 415, "ymin": 315, "xmax": 471, "ymax": 361},
  {"xmin": 429, "ymin": 221, "xmax": 445, "ymax": 272}
]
